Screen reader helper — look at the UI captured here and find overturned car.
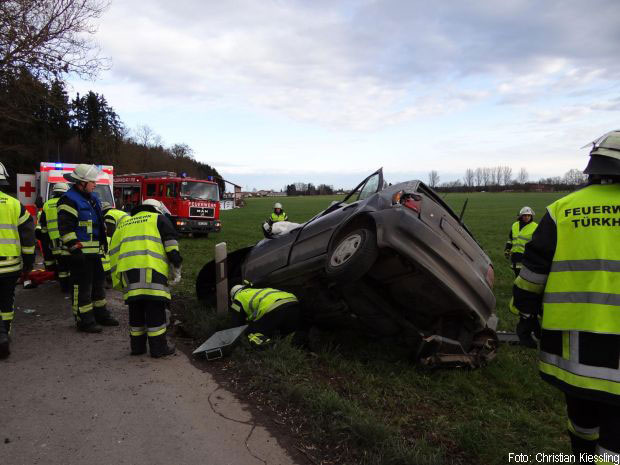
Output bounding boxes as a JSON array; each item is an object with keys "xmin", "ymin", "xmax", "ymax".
[{"xmin": 197, "ymin": 169, "xmax": 498, "ymax": 367}]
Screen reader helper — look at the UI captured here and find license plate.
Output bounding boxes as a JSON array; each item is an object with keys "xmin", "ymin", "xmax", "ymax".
[{"xmin": 198, "ymin": 222, "xmax": 210, "ymax": 226}]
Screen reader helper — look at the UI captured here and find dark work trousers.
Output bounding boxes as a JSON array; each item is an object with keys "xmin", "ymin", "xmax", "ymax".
[
  {"xmin": 69, "ymin": 253, "xmax": 106, "ymax": 327},
  {"xmin": 238, "ymin": 302, "xmax": 303, "ymax": 339},
  {"xmin": 565, "ymin": 393, "xmax": 620, "ymax": 456},
  {"xmin": 40, "ymin": 236, "xmax": 56, "ymax": 271},
  {"xmin": 56, "ymin": 253, "xmax": 71, "ymax": 292},
  {"xmin": 0, "ymin": 274, "xmax": 17, "ymax": 334},
  {"xmin": 128, "ymin": 299, "xmax": 167, "ymax": 355}
]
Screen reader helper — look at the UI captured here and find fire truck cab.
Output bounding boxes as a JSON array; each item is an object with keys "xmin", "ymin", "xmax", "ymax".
[
  {"xmin": 113, "ymin": 172, "xmax": 221, "ymax": 235},
  {"xmin": 17, "ymin": 162, "xmax": 114, "ymax": 216}
]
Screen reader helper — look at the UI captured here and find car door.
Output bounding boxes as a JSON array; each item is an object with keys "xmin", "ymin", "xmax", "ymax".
[{"xmin": 288, "ymin": 169, "xmax": 384, "ymax": 265}]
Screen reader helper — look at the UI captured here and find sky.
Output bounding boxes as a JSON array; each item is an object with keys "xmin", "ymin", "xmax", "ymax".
[{"xmin": 70, "ymin": 0, "xmax": 620, "ymax": 191}]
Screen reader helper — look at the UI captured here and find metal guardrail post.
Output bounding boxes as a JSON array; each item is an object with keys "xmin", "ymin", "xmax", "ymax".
[{"xmin": 215, "ymin": 242, "xmax": 228, "ymax": 313}]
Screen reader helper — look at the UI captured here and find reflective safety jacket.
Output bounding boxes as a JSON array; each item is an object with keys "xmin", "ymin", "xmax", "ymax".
[
  {"xmin": 101, "ymin": 236, "xmax": 112, "ymax": 273},
  {"xmin": 42, "ymin": 198, "xmax": 60, "ymax": 241},
  {"xmin": 509, "ymin": 221, "xmax": 538, "ymax": 254},
  {"xmin": 270, "ymin": 211, "xmax": 288, "ymax": 222},
  {"xmin": 104, "ymin": 208, "xmax": 129, "ymax": 238},
  {"xmin": 513, "ymin": 183, "xmax": 620, "ymax": 404},
  {"xmin": 58, "ymin": 187, "xmax": 105, "ymax": 255},
  {"xmin": 0, "ymin": 192, "xmax": 35, "ymax": 275},
  {"xmin": 109, "ymin": 210, "xmax": 181, "ymax": 302},
  {"xmin": 231, "ymin": 287, "xmax": 298, "ymax": 322}
]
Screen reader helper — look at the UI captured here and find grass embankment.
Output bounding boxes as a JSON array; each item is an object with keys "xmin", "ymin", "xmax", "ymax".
[{"xmin": 176, "ymin": 192, "xmax": 569, "ymax": 465}]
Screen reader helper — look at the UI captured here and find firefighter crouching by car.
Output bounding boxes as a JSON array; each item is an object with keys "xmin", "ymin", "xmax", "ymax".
[
  {"xmin": 504, "ymin": 206, "xmax": 538, "ymax": 276},
  {"xmin": 0, "ymin": 162, "xmax": 35, "ymax": 358},
  {"xmin": 58, "ymin": 164, "xmax": 119, "ymax": 333},
  {"xmin": 100, "ymin": 201, "xmax": 128, "ymax": 285},
  {"xmin": 109, "ymin": 199, "xmax": 181, "ymax": 358},
  {"xmin": 512, "ymin": 130, "xmax": 620, "ymax": 459},
  {"xmin": 230, "ymin": 284, "xmax": 306, "ymax": 349},
  {"xmin": 40, "ymin": 182, "xmax": 71, "ymax": 291},
  {"xmin": 270, "ymin": 203, "xmax": 288, "ymax": 222}
]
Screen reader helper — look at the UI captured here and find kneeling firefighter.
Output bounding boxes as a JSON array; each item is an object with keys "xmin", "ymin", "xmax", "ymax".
[
  {"xmin": 230, "ymin": 284, "xmax": 305, "ymax": 348},
  {"xmin": 109, "ymin": 199, "xmax": 182, "ymax": 357}
]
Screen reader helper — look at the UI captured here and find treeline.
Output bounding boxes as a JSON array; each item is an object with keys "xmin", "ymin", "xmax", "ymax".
[
  {"xmin": 429, "ymin": 166, "xmax": 587, "ymax": 192},
  {"xmin": 0, "ymin": 70, "xmax": 223, "ymax": 191},
  {"xmin": 285, "ymin": 183, "xmax": 335, "ymax": 196}
]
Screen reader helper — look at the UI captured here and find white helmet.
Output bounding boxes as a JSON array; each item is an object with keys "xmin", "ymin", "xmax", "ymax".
[
  {"xmin": 0, "ymin": 162, "xmax": 8, "ymax": 186},
  {"xmin": 142, "ymin": 198, "xmax": 171, "ymax": 216},
  {"xmin": 63, "ymin": 164, "xmax": 99, "ymax": 183},
  {"xmin": 274, "ymin": 202, "xmax": 282, "ymax": 209},
  {"xmin": 519, "ymin": 206, "xmax": 534, "ymax": 217},
  {"xmin": 100, "ymin": 201, "xmax": 113, "ymax": 211},
  {"xmin": 230, "ymin": 284, "xmax": 246, "ymax": 300},
  {"xmin": 52, "ymin": 182, "xmax": 70, "ymax": 194}
]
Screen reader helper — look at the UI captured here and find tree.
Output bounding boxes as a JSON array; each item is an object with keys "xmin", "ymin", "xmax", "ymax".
[
  {"xmin": 501, "ymin": 166, "xmax": 513, "ymax": 186},
  {"xmin": 563, "ymin": 169, "xmax": 587, "ymax": 186},
  {"xmin": 475, "ymin": 168, "xmax": 483, "ymax": 187},
  {"xmin": 0, "ymin": 0, "xmax": 109, "ymax": 82},
  {"xmin": 170, "ymin": 143, "xmax": 194, "ymax": 160},
  {"xmin": 517, "ymin": 168, "xmax": 529, "ymax": 184},
  {"xmin": 463, "ymin": 168, "xmax": 475, "ymax": 188},
  {"xmin": 428, "ymin": 170, "xmax": 440, "ymax": 188}
]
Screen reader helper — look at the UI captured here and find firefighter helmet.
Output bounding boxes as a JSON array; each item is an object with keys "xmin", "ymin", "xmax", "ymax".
[
  {"xmin": 519, "ymin": 206, "xmax": 534, "ymax": 218},
  {"xmin": 63, "ymin": 164, "xmax": 99, "ymax": 183},
  {"xmin": 0, "ymin": 162, "xmax": 8, "ymax": 186},
  {"xmin": 52, "ymin": 182, "xmax": 70, "ymax": 194},
  {"xmin": 583, "ymin": 130, "xmax": 620, "ymax": 176},
  {"xmin": 274, "ymin": 202, "xmax": 282, "ymax": 209},
  {"xmin": 142, "ymin": 198, "xmax": 171, "ymax": 216},
  {"xmin": 230, "ymin": 284, "xmax": 247, "ymax": 300}
]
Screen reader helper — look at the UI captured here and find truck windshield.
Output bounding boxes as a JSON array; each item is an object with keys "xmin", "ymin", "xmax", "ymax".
[
  {"xmin": 93, "ymin": 185, "xmax": 114, "ymax": 205},
  {"xmin": 180, "ymin": 181, "xmax": 219, "ymax": 201}
]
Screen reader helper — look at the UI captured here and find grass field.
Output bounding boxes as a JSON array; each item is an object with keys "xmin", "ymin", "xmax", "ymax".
[{"xmin": 176, "ymin": 192, "xmax": 570, "ymax": 465}]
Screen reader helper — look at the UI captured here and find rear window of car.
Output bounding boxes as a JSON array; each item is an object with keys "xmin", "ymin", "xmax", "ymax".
[{"xmin": 416, "ymin": 183, "xmax": 476, "ymax": 240}]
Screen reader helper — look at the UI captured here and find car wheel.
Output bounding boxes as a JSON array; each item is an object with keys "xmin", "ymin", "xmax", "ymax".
[{"xmin": 325, "ymin": 227, "xmax": 378, "ymax": 281}]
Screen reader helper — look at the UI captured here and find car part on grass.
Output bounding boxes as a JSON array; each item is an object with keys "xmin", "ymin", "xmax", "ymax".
[
  {"xmin": 193, "ymin": 325, "xmax": 248, "ymax": 360},
  {"xmin": 196, "ymin": 168, "xmax": 497, "ymax": 368}
]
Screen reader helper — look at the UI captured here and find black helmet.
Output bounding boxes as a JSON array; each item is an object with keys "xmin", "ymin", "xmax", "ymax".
[{"xmin": 583, "ymin": 130, "xmax": 620, "ymax": 176}]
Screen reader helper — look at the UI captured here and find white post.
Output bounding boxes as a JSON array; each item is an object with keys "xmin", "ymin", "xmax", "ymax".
[{"xmin": 215, "ymin": 242, "xmax": 228, "ymax": 314}]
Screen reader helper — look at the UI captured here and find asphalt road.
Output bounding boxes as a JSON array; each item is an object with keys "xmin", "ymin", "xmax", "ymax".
[{"xmin": 0, "ymin": 280, "xmax": 299, "ymax": 465}]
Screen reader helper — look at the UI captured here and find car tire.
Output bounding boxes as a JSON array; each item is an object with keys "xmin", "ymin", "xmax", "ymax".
[{"xmin": 325, "ymin": 227, "xmax": 378, "ymax": 282}]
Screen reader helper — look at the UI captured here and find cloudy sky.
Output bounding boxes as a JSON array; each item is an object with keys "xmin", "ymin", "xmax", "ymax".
[{"xmin": 70, "ymin": 0, "xmax": 620, "ymax": 190}]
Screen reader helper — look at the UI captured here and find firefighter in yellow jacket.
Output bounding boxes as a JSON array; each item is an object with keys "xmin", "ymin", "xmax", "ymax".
[
  {"xmin": 504, "ymin": 206, "xmax": 538, "ymax": 276},
  {"xmin": 39, "ymin": 182, "xmax": 71, "ymax": 291},
  {"xmin": 109, "ymin": 199, "xmax": 181, "ymax": 357},
  {"xmin": 0, "ymin": 162, "xmax": 35, "ymax": 358},
  {"xmin": 100, "ymin": 201, "xmax": 128, "ymax": 284},
  {"xmin": 512, "ymin": 130, "xmax": 620, "ymax": 458},
  {"xmin": 230, "ymin": 284, "xmax": 304, "ymax": 348}
]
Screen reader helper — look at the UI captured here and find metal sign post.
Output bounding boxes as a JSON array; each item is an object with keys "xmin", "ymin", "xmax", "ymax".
[{"xmin": 215, "ymin": 242, "xmax": 228, "ymax": 313}]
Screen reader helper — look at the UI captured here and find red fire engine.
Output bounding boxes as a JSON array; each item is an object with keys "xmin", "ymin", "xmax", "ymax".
[{"xmin": 113, "ymin": 172, "xmax": 221, "ymax": 235}]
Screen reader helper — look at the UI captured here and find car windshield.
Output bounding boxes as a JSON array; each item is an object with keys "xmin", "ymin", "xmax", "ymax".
[
  {"xmin": 93, "ymin": 185, "xmax": 114, "ymax": 205},
  {"xmin": 180, "ymin": 181, "xmax": 219, "ymax": 201}
]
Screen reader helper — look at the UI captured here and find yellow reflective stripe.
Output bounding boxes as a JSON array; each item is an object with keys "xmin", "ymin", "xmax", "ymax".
[
  {"xmin": 21, "ymin": 246, "xmax": 35, "ymax": 254},
  {"xmin": 514, "ymin": 275, "xmax": 544, "ymax": 294},
  {"xmin": 18, "ymin": 211, "xmax": 31, "ymax": 225},
  {"xmin": 562, "ymin": 331, "xmax": 570, "ymax": 360},
  {"xmin": 231, "ymin": 303, "xmax": 241, "ymax": 312},
  {"xmin": 508, "ymin": 297, "xmax": 519, "ymax": 316},
  {"xmin": 0, "ymin": 263, "xmax": 23, "ymax": 273},
  {"xmin": 93, "ymin": 299, "xmax": 106, "ymax": 308},
  {"xmin": 165, "ymin": 244, "xmax": 179, "ymax": 253},
  {"xmin": 147, "ymin": 324, "xmax": 167, "ymax": 337},
  {"xmin": 130, "ymin": 327, "xmax": 147, "ymax": 336},
  {"xmin": 0, "ymin": 311, "xmax": 14, "ymax": 321},
  {"xmin": 123, "ymin": 288, "xmax": 171, "ymax": 300},
  {"xmin": 58, "ymin": 204, "xmax": 78, "ymax": 217},
  {"xmin": 567, "ymin": 419, "xmax": 599, "ymax": 441},
  {"xmin": 79, "ymin": 303, "xmax": 94, "ymax": 313},
  {"xmin": 62, "ymin": 232, "xmax": 78, "ymax": 242},
  {"xmin": 539, "ymin": 358, "xmax": 620, "ymax": 395}
]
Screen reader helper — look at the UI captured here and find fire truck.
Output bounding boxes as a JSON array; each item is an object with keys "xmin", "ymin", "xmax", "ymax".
[
  {"xmin": 17, "ymin": 162, "xmax": 114, "ymax": 216},
  {"xmin": 113, "ymin": 172, "xmax": 221, "ymax": 235}
]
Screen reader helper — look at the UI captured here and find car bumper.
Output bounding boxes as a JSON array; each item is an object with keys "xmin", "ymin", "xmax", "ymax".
[{"xmin": 174, "ymin": 218, "xmax": 222, "ymax": 233}]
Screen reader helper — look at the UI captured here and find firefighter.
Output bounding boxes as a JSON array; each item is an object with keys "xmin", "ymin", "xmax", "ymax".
[
  {"xmin": 109, "ymin": 199, "xmax": 181, "ymax": 357},
  {"xmin": 100, "ymin": 201, "xmax": 128, "ymax": 284},
  {"xmin": 504, "ymin": 206, "xmax": 538, "ymax": 276},
  {"xmin": 35, "ymin": 209, "xmax": 55, "ymax": 272},
  {"xmin": 0, "ymin": 162, "xmax": 35, "ymax": 358},
  {"xmin": 270, "ymin": 202, "xmax": 288, "ymax": 222},
  {"xmin": 39, "ymin": 182, "xmax": 71, "ymax": 291},
  {"xmin": 230, "ymin": 284, "xmax": 304, "ymax": 349},
  {"xmin": 512, "ymin": 130, "xmax": 620, "ymax": 458},
  {"xmin": 58, "ymin": 164, "xmax": 118, "ymax": 332}
]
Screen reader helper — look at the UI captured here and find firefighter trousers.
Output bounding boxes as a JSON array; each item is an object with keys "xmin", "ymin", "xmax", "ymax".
[
  {"xmin": 0, "ymin": 275, "xmax": 17, "ymax": 334},
  {"xmin": 128, "ymin": 299, "xmax": 168, "ymax": 356},
  {"xmin": 565, "ymin": 393, "xmax": 620, "ymax": 459},
  {"xmin": 69, "ymin": 254, "xmax": 108, "ymax": 328},
  {"xmin": 55, "ymin": 253, "xmax": 71, "ymax": 292}
]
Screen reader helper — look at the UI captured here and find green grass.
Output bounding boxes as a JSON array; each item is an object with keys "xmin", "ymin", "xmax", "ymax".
[{"xmin": 175, "ymin": 192, "xmax": 569, "ymax": 465}]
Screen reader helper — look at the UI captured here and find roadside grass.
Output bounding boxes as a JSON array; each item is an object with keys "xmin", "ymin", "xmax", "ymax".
[{"xmin": 176, "ymin": 192, "xmax": 569, "ymax": 465}]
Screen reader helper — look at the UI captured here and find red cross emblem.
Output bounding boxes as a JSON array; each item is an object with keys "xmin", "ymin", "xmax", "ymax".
[{"xmin": 20, "ymin": 181, "xmax": 36, "ymax": 198}]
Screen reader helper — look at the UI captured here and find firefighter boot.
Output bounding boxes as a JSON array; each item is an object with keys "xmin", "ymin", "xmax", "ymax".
[
  {"xmin": 130, "ymin": 334, "xmax": 147, "ymax": 356},
  {"xmin": 94, "ymin": 306, "xmax": 119, "ymax": 326},
  {"xmin": 76, "ymin": 310, "xmax": 102, "ymax": 333},
  {"xmin": 149, "ymin": 334, "xmax": 176, "ymax": 358},
  {"xmin": 0, "ymin": 325, "xmax": 10, "ymax": 359}
]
